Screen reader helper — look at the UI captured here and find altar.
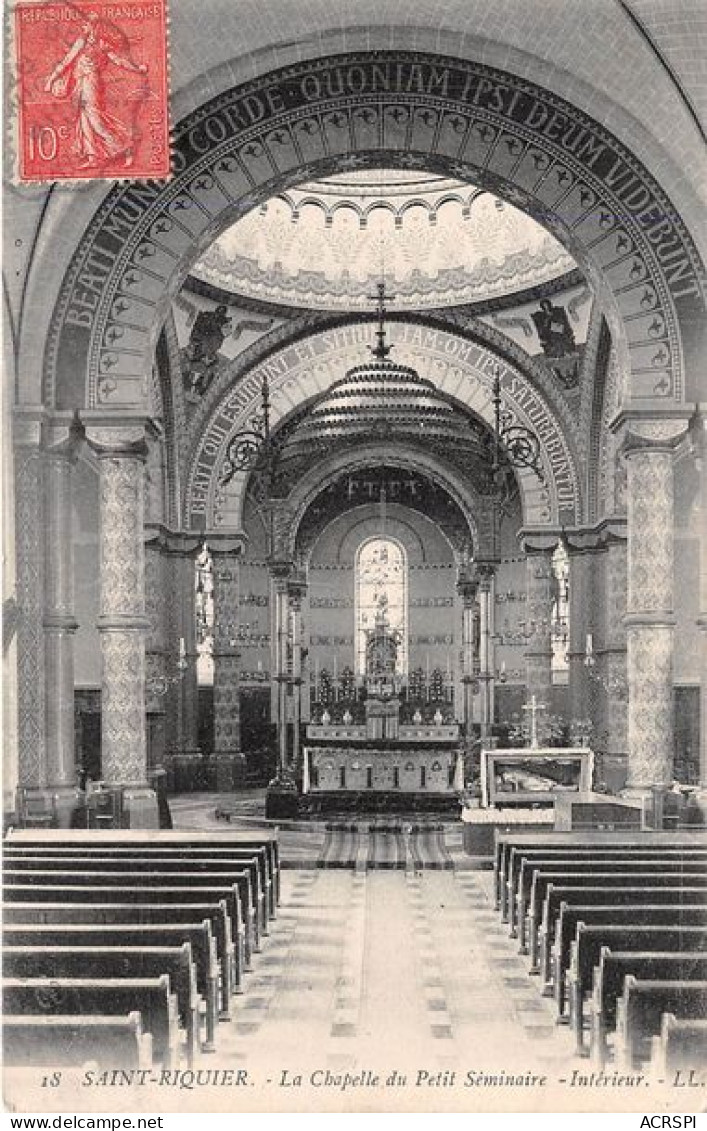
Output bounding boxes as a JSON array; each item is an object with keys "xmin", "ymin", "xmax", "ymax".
[{"xmin": 303, "ymin": 604, "xmax": 461, "ymax": 809}]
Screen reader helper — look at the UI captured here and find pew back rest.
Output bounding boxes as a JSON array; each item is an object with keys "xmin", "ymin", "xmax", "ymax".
[
  {"xmin": 618, "ymin": 978, "xmax": 707, "ymax": 1069},
  {"xmin": 2, "ymin": 1013, "xmax": 152, "ymax": 1068},
  {"xmin": 1, "ymin": 977, "xmax": 177, "ymax": 1067}
]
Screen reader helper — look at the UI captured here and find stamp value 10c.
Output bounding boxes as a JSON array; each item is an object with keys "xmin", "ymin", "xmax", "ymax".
[{"xmin": 14, "ymin": 0, "xmax": 171, "ymax": 181}]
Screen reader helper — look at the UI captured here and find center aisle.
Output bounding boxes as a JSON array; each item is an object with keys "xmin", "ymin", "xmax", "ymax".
[{"xmin": 213, "ymin": 867, "xmax": 581, "ymax": 1110}]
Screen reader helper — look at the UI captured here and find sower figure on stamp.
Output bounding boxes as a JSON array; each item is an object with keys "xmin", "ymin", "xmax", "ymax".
[{"xmin": 44, "ymin": 12, "xmax": 148, "ymax": 169}]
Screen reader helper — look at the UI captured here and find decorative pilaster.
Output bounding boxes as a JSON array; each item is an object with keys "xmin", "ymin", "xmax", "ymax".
[
  {"xmin": 43, "ymin": 418, "xmax": 83, "ymax": 823},
  {"xmin": 210, "ymin": 535, "xmax": 247, "ymax": 785},
  {"xmin": 566, "ymin": 536, "xmax": 593, "ymax": 725},
  {"xmin": 619, "ymin": 417, "xmax": 686, "ymax": 789},
  {"xmin": 14, "ymin": 410, "xmax": 46, "ymax": 792},
  {"xmin": 601, "ymin": 528, "xmax": 628, "ymax": 771},
  {"xmin": 522, "ymin": 537, "xmax": 557, "ymax": 709},
  {"xmin": 86, "ymin": 421, "xmax": 152, "ymax": 788}
]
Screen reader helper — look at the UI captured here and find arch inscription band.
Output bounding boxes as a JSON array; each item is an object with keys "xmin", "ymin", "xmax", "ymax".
[{"xmin": 47, "ymin": 52, "xmax": 705, "ymax": 411}]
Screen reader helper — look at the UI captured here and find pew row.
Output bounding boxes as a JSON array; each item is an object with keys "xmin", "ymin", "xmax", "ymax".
[
  {"xmin": 3, "ymin": 978, "xmax": 179, "ymax": 1068},
  {"xmin": 3, "ymin": 945, "xmax": 201, "ymax": 1065},
  {"xmin": 4, "ymin": 830, "xmax": 281, "ymax": 909},
  {"xmin": 3, "ymin": 901, "xmax": 238, "ymax": 1006},
  {"xmin": 3, "ymin": 881, "xmax": 248, "ymax": 983},
  {"xmin": 616, "ymin": 979, "xmax": 707, "ymax": 1070},
  {"xmin": 568, "ymin": 925, "xmax": 707, "ymax": 1054},
  {"xmin": 649, "ymin": 1013, "xmax": 707, "ymax": 1076},
  {"xmin": 545, "ymin": 897, "xmax": 707, "ymax": 1011},
  {"xmin": 588, "ymin": 951, "xmax": 707, "ymax": 1067},
  {"xmin": 3, "ymin": 923, "xmax": 219, "ymax": 1050},
  {"xmin": 2, "ymin": 867, "xmax": 256, "ymax": 964},
  {"xmin": 494, "ymin": 831, "xmax": 707, "ymax": 911},
  {"xmin": 3, "ymin": 849, "xmax": 270, "ymax": 936}
]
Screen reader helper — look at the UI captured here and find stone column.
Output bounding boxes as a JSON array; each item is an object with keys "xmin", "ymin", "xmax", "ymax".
[
  {"xmin": 457, "ymin": 573, "xmax": 479, "ymax": 745},
  {"xmin": 522, "ymin": 539, "xmax": 556, "ymax": 715},
  {"xmin": 86, "ymin": 422, "xmax": 152, "ymax": 803},
  {"xmin": 476, "ymin": 566, "xmax": 495, "ymax": 742},
  {"xmin": 600, "ymin": 528, "xmax": 629, "ymax": 785},
  {"xmin": 43, "ymin": 420, "xmax": 83, "ymax": 824},
  {"xmin": 163, "ymin": 544, "xmax": 200, "ymax": 756},
  {"xmin": 210, "ymin": 536, "xmax": 247, "ymax": 789},
  {"xmin": 622, "ymin": 421, "xmax": 684, "ymax": 790},
  {"xmin": 13, "ymin": 411, "xmax": 47, "ymax": 799}
]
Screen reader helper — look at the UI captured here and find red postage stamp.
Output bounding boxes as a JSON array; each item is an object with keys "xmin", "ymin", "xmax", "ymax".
[{"xmin": 14, "ymin": 0, "xmax": 170, "ymax": 181}]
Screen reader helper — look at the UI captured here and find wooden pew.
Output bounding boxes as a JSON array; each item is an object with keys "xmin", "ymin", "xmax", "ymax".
[
  {"xmin": 3, "ymin": 977, "xmax": 179, "ymax": 1068},
  {"xmin": 515, "ymin": 858, "xmax": 706, "ymax": 946},
  {"xmin": 3, "ymin": 923, "xmax": 219, "ymax": 1052},
  {"xmin": 3, "ymin": 875, "xmax": 249, "ymax": 976},
  {"xmin": 650, "ymin": 1013, "xmax": 707, "ymax": 1075},
  {"xmin": 4, "ymin": 848, "xmax": 271, "ymax": 938},
  {"xmin": 616, "ymin": 978, "xmax": 707, "ymax": 1070},
  {"xmin": 3, "ymin": 866, "xmax": 256, "ymax": 963},
  {"xmin": 503, "ymin": 845, "xmax": 707, "ymax": 922},
  {"xmin": 589, "ymin": 951, "xmax": 707, "ymax": 1067},
  {"xmin": 545, "ymin": 898, "xmax": 707, "ymax": 1006},
  {"xmin": 2, "ymin": 901, "xmax": 238, "ymax": 1007},
  {"xmin": 568, "ymin": 925, "xmax": 707, "ymax": 1054},
  {"xmin": 3, "ymin": 1013, "xmax": 152, "ymax": 1069},
  {"xmin": 494, "ymin": 832, "xmax": 707, "ymax": 911},
  {"xmin": 5, "ymin": 830, "xmax": 281, "ymax": 911},
  {"xmin": 3, "ymin": 945, "xmax": 200, "ymax": 1065},
  {"xmin": 524, "ymin": 871, "xmax": 707, "ymax": 960}
]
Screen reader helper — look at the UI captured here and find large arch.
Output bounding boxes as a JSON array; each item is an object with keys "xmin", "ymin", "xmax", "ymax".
[
  {"xmin": 185, "ymin": 321, "xmax": 583, "ymax": 531},
  {"xmin": 44, "ymin": 51, "xmax": 705, "ymax": 418}
]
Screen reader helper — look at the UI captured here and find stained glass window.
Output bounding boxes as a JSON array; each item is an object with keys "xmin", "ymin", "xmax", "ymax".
[{"xmin": 355, "ymin": 537, "xmax": 408, "ymax": 677}]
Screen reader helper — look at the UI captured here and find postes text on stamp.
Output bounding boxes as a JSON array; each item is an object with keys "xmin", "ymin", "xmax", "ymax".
[{"xmin": 14, "ymin": 0, "xmax": 170, "ymax": 182}]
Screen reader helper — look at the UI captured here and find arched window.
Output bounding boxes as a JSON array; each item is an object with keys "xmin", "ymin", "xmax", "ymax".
[{"xmin": 355, "ymin": 537, "xmax": 408, "ymax": 678}]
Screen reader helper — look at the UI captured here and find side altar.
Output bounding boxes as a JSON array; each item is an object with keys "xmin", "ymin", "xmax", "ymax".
[
  {"xmin": 303, "ymin": 608, "xmax": 462, "ymax": 809},
  {"xmin": 460, "ymin": 696, "xmax": 644, "ymax": 860}
]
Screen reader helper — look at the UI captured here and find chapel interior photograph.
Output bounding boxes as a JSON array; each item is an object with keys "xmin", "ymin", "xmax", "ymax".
[{"xmin": 2, "ymin": 0, "xmax": 707, "ymax": 1112}]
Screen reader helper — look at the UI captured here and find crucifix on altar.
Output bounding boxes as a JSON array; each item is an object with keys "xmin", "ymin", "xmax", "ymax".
[{"xmin": 522, "ymin": 693, "xmax": 547, "ymax": 749}]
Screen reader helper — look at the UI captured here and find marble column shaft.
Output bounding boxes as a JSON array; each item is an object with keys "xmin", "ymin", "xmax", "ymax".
[
  {"xmin": 211, "ymin": 548, "xmax": 241, "ymax": 755},
  {"xmin": 625, "ymin": 438, "xmax": 677, "ymax": 788},
  {"xmin": 273, "ymin": 578, "xmax": 290, "ymax": 775},
  {"xmin": 602, "ymin": 535, "xmax": 628, "ymax": 759},
  {"xmin": 91, "ymin": 428, "xmax": 150, "ymax": 787},
  {"xmin": 144, "ymin": 536, "xmax": 168, "ymax": 768},
  {"xmin": 44, "ymin": 441, "xmax": 79, "ymax": 790},
  {"xmin": 694, "ymin": 412, "xmax": 707, "ymax": 787}
]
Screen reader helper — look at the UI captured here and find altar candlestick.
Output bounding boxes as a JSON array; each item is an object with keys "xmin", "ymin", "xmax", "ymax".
[{"xmin": 179, "ymin": 637, "xmax": 186, "ymax": 660}]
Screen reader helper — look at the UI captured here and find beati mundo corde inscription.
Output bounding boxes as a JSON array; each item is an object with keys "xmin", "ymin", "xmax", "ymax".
[
  {"xmin": 14, "ymin": 0, "xmax": 170, "ymax": 181},
  {"xmin": 47, "ymin": 51, "xmax": 705, "ymax": 411}
]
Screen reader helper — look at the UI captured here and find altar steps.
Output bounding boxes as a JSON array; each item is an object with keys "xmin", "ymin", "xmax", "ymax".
[{"xmin": 317, "ymin": 822, "xmax": 453, "ymax": 871}]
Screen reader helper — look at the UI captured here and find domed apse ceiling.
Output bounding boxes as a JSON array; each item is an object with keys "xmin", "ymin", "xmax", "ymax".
[{"xmin": 189, "ymin": 169, "xmax": 577, "ymax": 311}]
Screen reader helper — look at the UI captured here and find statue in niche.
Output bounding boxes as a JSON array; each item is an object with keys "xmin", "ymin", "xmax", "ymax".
[
  {"xmin": 182, "ymin": 304, "xmax": 232, "ymax": 397},
  {"xmin": 532, "ymin": 298, "xmax": 579, "ymax": 387}
]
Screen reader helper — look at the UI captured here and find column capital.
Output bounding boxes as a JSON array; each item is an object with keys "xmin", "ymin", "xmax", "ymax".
[
  {"xmin": 456, "ymin": 576, "xmax": 479, "ymax": 603},
  {"xmin": 42, "ymin": 412, "xmax": 85, "ymax": 463},
  {"xmin": 518, "ymin": 530, "xmax": 560, "ymax": 555},
  {"xmin": 206, "ymin": 531, "xmax": 248, "ymax": 558},
  {"xmin": 269, "ymin": 558, "xmax": 296, "ymax": 581},
  {"xmin": 610, "ymin": 409, "xmax": 691, "ymax": 458},
  {"xmin": 563, "ymin": 518, "xmax": 627, "ymax": 553},
  {"xmin": 82, "ymin": 413, "xmax": 160, "ymax": 460}
]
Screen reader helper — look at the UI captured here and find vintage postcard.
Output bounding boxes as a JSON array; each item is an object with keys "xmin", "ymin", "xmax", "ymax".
[{"xmin": 3, "ymin": 0, "xmax": 706, "ymax": 1119}]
